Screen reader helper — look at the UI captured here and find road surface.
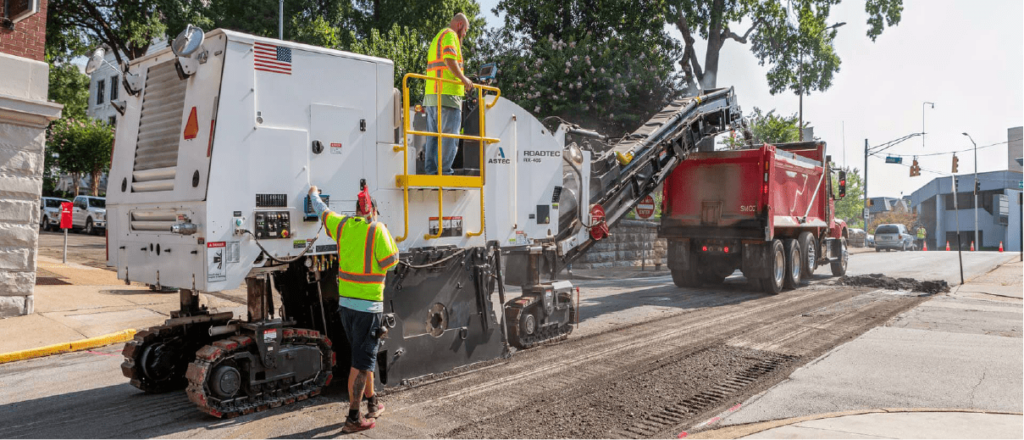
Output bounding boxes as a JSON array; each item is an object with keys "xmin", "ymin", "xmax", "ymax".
[{"xmin": 1, "ymin": 241, "xmax": 1013, "ymax": 438}]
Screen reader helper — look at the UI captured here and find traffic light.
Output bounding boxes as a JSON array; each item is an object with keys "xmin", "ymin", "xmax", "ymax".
[
  {"xmin": 952, "ymin": 154, "xmax": 959, "ymax": 173},
  {"xmin": 975, "ymin": 179, "xmax": 980, "ymax": 193},
  {"xmin": 910, "ymin": 158, "xmax": 921, "ymax": 177},
  {"xmin": 838, "ymin": 170, "xmax": 847, "ymax": 198}
]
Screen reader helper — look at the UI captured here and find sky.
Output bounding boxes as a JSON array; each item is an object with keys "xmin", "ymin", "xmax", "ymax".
[{"xmin": 476, "ymin": 0, "xmax": 1024, "ymax": 198}]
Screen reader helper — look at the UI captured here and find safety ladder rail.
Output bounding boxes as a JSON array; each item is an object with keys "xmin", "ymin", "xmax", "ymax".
[{"xmin": 392, "ymin": 72, "xmax": 501, "ymax": 242}]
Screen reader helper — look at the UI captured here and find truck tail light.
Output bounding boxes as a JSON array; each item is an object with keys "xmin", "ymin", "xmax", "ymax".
[
  {"xmin": 702, "ymin": 245, "xmax": 708, "ymax": 252},
  {"xmin": 724, "ymin": 246, "xmax": 729, "ymax": 253}
]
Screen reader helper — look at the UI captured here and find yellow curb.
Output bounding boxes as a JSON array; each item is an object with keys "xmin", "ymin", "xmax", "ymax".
[
  {"xmin": 687, "ymin": 408, "xmax": 1024, "ymax": 439},
  {"xmin": 0, "ymin": 329, "xmax": 136, "ymax": 364}
]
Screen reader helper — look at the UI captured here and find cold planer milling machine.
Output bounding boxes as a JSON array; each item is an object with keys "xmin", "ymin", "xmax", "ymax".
[{"xmin": 108, "ymin": 27, "xmax": 741, "ymax": 417}]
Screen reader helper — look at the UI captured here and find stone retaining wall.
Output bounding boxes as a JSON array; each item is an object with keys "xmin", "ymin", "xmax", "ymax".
[{"xmin": 572, "ymin": 220, "xmax": 667, "ymax": 269}]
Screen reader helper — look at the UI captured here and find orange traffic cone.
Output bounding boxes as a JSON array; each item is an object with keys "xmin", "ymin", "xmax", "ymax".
[
  {"xmin": 970, "ymin": 241, "xmax": 975, "ymax": 251},
  {"xmin": 923, "ymin": 241, "xmax": 928, "ymax": 251},
  {"xmin": 945, "ymin": 241, "xmax": 950, "ymax": 251},
  {"xmin": 999, "ymin": 241, "xmax": 1004, "ymax": 252}
]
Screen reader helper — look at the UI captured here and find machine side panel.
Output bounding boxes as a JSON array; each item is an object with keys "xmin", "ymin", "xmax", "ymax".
[{"xmin": 483, "ymin": 98, "xmax": 564, "ymax": 246}]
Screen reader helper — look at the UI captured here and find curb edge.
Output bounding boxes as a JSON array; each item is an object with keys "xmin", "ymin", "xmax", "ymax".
[{"xmin": 0, "ymin": 329, "xmax": 135, "ymax": 364}]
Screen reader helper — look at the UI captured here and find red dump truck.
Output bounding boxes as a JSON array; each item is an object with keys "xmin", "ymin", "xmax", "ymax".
[{"xmin": 659, "ymin": 141, "xmax": 849, "ymax": 294}]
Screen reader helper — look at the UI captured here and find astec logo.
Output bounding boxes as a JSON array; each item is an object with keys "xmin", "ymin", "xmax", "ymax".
[{"xmin": 488, "ymin": 146, "xmax": 511, "ymax": 164}]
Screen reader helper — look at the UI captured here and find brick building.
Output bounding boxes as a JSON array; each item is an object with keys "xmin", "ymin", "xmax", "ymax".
[{"xmin": 0, "ymin": 0, "xmax": 63, "ymax": 317}]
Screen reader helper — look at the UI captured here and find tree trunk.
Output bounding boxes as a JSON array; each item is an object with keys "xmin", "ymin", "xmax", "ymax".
[
  {"xmin": 72, "ymin": 172, "xmax": 81, "ymax": 197},
  {"xmin": 90, "ymin": 169, "xmax": 101, "ymax": 196}
]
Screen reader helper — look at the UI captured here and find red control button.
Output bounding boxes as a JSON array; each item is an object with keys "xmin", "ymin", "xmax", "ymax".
[{"xmin": 282, "ymin": 230, "xmax": 289, "ymax": 238}]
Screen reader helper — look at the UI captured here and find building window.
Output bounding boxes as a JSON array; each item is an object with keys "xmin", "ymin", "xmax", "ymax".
[
  {"xmin": 109, "ymin": 75, "xmax": 119, "ymax": 100},
  {"xmin": 97, "ymin": 79, "xmax": 106, "ymax": 106},
  {"xmin": 108, "ymin": 116, "xmax": 117, "ymax": 127}
]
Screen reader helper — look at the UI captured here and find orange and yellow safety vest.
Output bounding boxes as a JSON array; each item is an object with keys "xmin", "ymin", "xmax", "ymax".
[
  {"xmin": 424, "ymin": 27, "xmax": 464, "ymax": 98},
  {"xmin": 323, "ymin": 212, "xmax": 399, "ymax": 302}
]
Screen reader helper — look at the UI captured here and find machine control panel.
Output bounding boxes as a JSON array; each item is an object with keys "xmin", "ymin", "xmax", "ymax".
[{"xmin": 254, "ymin": 211, "xmax": 291, "ymax": 239}]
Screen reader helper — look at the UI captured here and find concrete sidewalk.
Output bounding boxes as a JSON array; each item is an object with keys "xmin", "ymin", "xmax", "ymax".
[
  {"xmin": 0, "ymin": 255, "xmax": 245, "ymax": 355},
  {"xmin": 694, "ymin": 258, "xmax": 1023, "ymax": 439}
]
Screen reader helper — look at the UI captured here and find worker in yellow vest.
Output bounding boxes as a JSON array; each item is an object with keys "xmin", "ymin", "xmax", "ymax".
[
  {"xmin": 308, "ymin": 183, "xmax": 398, "ymax": 433},
  {"xmin": 423, "ymin": 13, "xmax": 474, "ymax": 175}
]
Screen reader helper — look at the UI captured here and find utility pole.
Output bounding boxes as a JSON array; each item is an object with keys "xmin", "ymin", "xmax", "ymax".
[
  {"xmin": 860, "ymin": 137, "xmax": 868, "ymax": 228},
  {"xmin": 953, "ymin": 177, "xmax": 964, "ymax": 284},
  {"xmin": 963, "ymin": 133, "xmax": 978, "ymax": 248},
  {"xmin": 922, "ymin": 102, "xmax": 934, "ymax": 148},
  {"xmin": 279, "ymin": 0, "xmax": 284, "ymax": 39}
]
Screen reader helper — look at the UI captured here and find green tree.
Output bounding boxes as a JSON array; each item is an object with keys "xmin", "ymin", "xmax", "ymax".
[
  {"xmin": 665, "ymin": 0, "xmax": 903, "ymax": 95},
  {"xmin": 484, "ymin": 0, "xmax": 684, "ymax": 134},
  {"xmin": 832, "ymin": 166, "xmax": 864, "ymax": 225},
  {"xmin": 48, "ymin": 118, "xmax": 114, "ymax": 196},
  {"xmin": 47, "ymin": 62, "xmax": 91, "ymax": 119},
  {"xmin": 45, "ymin": 0, "xmax": 173, "ymax": 65},
  {"xmin": 349, "ymin": 24, "xmax": 428, "ymax": 102},
  {"xmin": 722, "ymin": 107, "xmax": 802, "ymax": 148}
]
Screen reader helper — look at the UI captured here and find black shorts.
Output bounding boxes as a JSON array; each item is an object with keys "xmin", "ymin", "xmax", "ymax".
[{"xmin": 339, "ymin": 306, "xmax": 382, "ymax": 372}]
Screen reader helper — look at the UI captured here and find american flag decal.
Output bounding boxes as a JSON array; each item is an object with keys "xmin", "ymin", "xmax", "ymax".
[{"xmin": 254, "ymin": 42, "xmax": 292, "ymax": 75}]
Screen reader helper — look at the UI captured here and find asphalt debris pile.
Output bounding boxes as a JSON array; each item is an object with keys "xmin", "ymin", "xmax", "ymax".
[{"xmin": 835, "ymin": 273, "xmax": 950, "ymax": 295}]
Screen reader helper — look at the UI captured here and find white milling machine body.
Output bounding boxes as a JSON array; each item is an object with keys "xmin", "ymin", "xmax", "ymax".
[{"xmin": 110, "ymin": 28, "xmax": 742, "ymax": 416}]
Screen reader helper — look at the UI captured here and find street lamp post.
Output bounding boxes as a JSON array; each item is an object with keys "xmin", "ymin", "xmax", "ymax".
[
  {"xmin": 922, "ymin": 102, "xmax": 934, "ymax": 148},
  {"xmin": 798, "ymin": 22, "xmax": 846, "ymax": 141},
  {"xmin": 962, "ymin": 133, "xmax": 978, "ymax": 249}
]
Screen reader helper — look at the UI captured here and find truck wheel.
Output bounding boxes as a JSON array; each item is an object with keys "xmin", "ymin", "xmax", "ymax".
[
  {"xmin": 783, "ymin": 239, "xmax": 802, "ymax": 290},
  {"xmin": 798, "ymin": 232, "xmax": 816, "ymax": 281},
  {"xmin": 85, "ymin": 218, "xmax": 94, "ymax": 235},
  {"xmin": 831, "ymin": 238, "xmax": 849, "ymax": 276},
  {"xmin": 671, "ymin": 269, "xmax": 700, "ymax": 288},
  {"xmin": 762, "ymin": 240, "xmax": 785, "ymax": 295}
]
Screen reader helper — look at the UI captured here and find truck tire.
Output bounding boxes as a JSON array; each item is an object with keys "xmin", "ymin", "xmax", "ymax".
[
  {"xmin": 783, "ymin": 238, "xmax": 802, "ymax": 289},
  {"xmin": 797, "ymin": 232, "xmax": 816, "ymax": 280},
  {"xmin": 831, "ymin": 238, "xmax": 849, "ymax": 276},
  {"xmin": 671, "ymin": 269, "xmax": 700, "ymax": 288},
  {"xmin": 762, "ymin": 239, "xmax": 785, "ymax": 295}
]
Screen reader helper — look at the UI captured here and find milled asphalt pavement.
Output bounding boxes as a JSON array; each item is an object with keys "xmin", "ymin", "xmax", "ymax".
[{"xmin": 695, "ymin": 257, "xmax": 1023, "ymax": 439}]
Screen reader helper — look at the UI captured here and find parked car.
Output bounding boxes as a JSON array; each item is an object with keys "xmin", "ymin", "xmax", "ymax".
[
  {"xmin": 873, "ymin": 224, "xmax": 915, "ymax": 251},
  {"xmin": 71, "ymin": 196, "xmax": 106, "ymax": 234},
  {"xmin": 39, "ymin": 197, "xmax": 70, "ymax": 231}
]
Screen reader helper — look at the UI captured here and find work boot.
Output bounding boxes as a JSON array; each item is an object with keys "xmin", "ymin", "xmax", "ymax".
[
  {"xmin": 342, "ymin": 411, "xmax": 375, "ymax": 433},
  {"xmin": 365, "ymin": 394, "xmax": 386, "ymax": 418}
]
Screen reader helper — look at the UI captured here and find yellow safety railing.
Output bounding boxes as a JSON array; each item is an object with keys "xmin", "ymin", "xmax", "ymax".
[{"xmin": 393, "ymin": 72, "xmax": 501, "ymax": 242}]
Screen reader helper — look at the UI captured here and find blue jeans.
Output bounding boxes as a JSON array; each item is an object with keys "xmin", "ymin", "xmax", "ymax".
[{"xmin": 424, "ymin": 105, "xmax": 461, "ymax": 175}]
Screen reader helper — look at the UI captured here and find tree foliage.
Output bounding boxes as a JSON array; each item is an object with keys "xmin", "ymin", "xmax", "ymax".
[
  {"xmin": 868, "ymin": 210, "xmax": 917, "ymax": 234},
  {"xmin": 48, "ymin": 118, "xmax": 114, "ymax": 196},
  {"xmin": 47, "ymin": 62, "xmax": 91, "ymax": 120},
  {"xmin": 665, "ymin": 0, "xmax": 903, "ymax": 96},
  {"xmin": 722, "ymin": 107, "xmax": 802, "ymax": 148},
  {"xmin": 483, "ymin": 0, "xmax": 684, "ymax": 134}
]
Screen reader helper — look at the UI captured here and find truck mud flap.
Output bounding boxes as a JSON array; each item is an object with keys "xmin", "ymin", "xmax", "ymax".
[
  {"xmin": 667, "ymin": 239, "xmax": 691, "ymax": 271},
  {"xmin": 741, "ymin": 242, "xmax": 771, "ymax": 279}
]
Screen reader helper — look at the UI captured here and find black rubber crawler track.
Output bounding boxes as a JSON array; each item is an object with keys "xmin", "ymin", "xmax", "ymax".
[{"xmin": 184, "ymin": 329, "xmax": 335, "ymax": 418}]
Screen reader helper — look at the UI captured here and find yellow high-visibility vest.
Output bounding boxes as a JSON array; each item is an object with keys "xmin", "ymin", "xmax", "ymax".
[
  {"xmin": 424, "ymin": 28, "xmax": 464, "ymax": 98},
  {"xmin": 323, "ymin": 212, "xmax": 399, "ymax": 302}
]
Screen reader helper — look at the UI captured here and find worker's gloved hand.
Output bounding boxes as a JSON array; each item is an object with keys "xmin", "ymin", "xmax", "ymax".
[
  {"xmin": 462, "ymin": 77, "xmax": 475, "ymax": 91},
  {"xmin": 308, "ymin": 185, "xmax": 318, "ymax": 196}
]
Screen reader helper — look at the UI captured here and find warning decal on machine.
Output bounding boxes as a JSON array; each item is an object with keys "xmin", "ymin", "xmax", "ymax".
[
  {"xmin": 330, "ymin": 142, "xmax": 343, "ymax": 154},
  {"xmin": 263, "ymin": 329, "xmax": 277, "ymax": 342},
  {"xmin": 428, "ymin": 216, "xmax": 463, "ymax": 237},
  {"xmin": 207, "ymin": 241, "xmax": 227, "ymax": 282}
]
